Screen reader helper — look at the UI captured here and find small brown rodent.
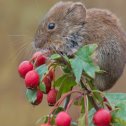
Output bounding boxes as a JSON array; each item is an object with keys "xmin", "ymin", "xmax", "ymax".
[{"xmin": 33, "ymin": 1, "xmax": 126, "ymax": 91}]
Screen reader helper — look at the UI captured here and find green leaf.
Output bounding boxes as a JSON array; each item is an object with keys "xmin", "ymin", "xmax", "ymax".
[
  {"xmin": 36, "ymin": 64, "xmax": 48, "ymax": 81},
  {"xmin": 70, "ymin": 57, "xmax": 84, "ymax": 83},
  {"xmin": 78, "ymin": 114, "xmax": 85, "ymax": 126},
  {"xmin": 71, "ymin": 122, "xmax": 78, "ymax": 126},
  {"xmin": 26, "ymin": 89, "xmax": 37, "ymax": 103},
  {"xmin": 83, "ymin": 62, "xmax": 100, "ymax": 79},
  {"xmin": 72, "ymin": 44, "xmax": 100, "ymax": 79},
  {"xmin": 88, "ymin": 108, "xmax": 95, "ymax": 126},
  {"xmin": 70, "ymin": 56, "xmax": 100, "ymax": 81},
  {"xmin": 70, "ymin": 44, "xmax": 99, "ymax": 80},
  {"xmin": 36, "ymin": 115, "xmax": 48, "ymax": 125},
  {"xmin": 81, "ymin": 98, "xmax": 85, "ymax": 113},
  {"xmin": 57, "ymin": 77, "xmax": 76, "ymax": 100},
  {"xmin": 105, "ymin": 93, "xmax": 126, "ymax": 104},
  {"xmin": 112, "ymin": 101, "xmax": 126, "ymax": 125},
  {"xmin": 112, "ymin": 123, "xmax": 122, "ymax": 126},
  {"xmin": 54, "ymin": 74, "xmax": 68, "ymax": 87},
  {"xmin": 96, "ymin": 69, "xmax": 106, "ymax": 74},
  {"xmin": 54, "ymin": 107, "xmax": 64, "ymax": 115},
  {"xmin": 50, "ymin": 116, "xmax": 55, "ymax": 125},
  {"xmin": 63, "ymin": 55, "xmax": 70, "ymax": 62},
  {"xmin": 62, "ymin": 65, "xmax": 71, "ymax": 73},
  {"xmin": 104, "ymin": 93, "xmax": 126, "ymax": 125},
  {"xmin": 56, "ymin": 82, "xmax": 66, "ymax": 100},
  {"xmin": 50, "ymin": 54, "xmax": 61, "ymax": 60},
  {"xmin": 76, "ymin": 44, "xmax": 98, "ymax": 61},
  {"xmin": 88, "ymin": 98, "xmax": 94, "ymax": 111},
  {"xmin": 55, "ymin": 75, "xmax": 77, "ymax": 100},
  {"xmin": 39, "ymin": 82, "xmax": 46, "ymax": 93},
  {"xmin": 61, "ymin": 77, "xmax": 76, "ymax": 93},
  {"xmin": 54, "ymin": 74, "xmax": 69, "ymax": 100}
]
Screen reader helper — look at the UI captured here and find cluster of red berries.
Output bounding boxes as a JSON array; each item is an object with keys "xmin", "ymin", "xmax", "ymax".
[
  {"xmin": 18, "ymin": 52, "xmax": 112, "ymax": 126},
  {"xmin": 18, "ymin": 51, "xmax": 58, "ymax": 106},
  {"xmin": 41, "ymin": 108, "xmax": 111, "ymax": 126}
]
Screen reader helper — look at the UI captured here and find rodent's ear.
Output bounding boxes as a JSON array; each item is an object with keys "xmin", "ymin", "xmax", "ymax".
[{"xmin": 66, "ymin": 2, "xmax": 86, "ymax": 24}]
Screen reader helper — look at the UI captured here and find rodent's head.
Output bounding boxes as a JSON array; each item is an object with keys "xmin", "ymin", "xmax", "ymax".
[{"xmin": 33, "ymin": 1, "xmax": 86, "ymax": 55}]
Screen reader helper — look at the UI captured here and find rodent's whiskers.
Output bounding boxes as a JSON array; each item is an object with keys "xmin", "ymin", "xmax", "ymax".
[
  {"xmin": 9, "ymin": 40, "xmax": 33, "ymax": 64},
  {"xmin": 8, "ymin": 34, "xmax": 26, "ymax": 37},
  {"xmin": 8, "ymin": 34, "xmax": 34, "ymax": 65}
]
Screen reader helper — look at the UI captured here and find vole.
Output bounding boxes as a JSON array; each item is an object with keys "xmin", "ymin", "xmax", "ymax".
[{"xmin": 33, "ymin": 1, "xmax": 126, "ymax": 91}]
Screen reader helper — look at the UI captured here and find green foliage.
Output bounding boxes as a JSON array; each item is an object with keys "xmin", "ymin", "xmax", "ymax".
[
  {"xmin": 39, "ymin": 82, "xmax": 46, "ymax": 93},
  {"xmin": 70, "ymin": 44, "xmax": 100, "ymax": 83},
  {"xmin": 50, "ymin": 54, "xmax": 61, "ymax": 60},
  {"xmin": 54, "ymin": 74, "xmax": 68, "ymax": 87},
  {"xmin": 112, "ymin": 101, "xmax": 126, "ymax": 125},
  {"xmin": 62, "ymin": 65, "xmax": 71, "ymax": 73},
  {"xmin": 70, "ymin": 57, "xmax": 84, "ymax": 83},
  {"xmin": 36, "ymin": 115, "xmax": 48, "ymax": 125},
  {"xmin": 105, "ymin": 93, "xmax": 126, "ymax": 125},
  {"xmin": 53, "ymin": 107, "xmax": 64, "ymax": 115},
  {"xmin": 78, "ymin": 114, "xmax": 86, "ymax": 126},
  {"xmin": 71, "ymin": 122, "xmax": 78, "ymax": 126},
  {"xmin": 36, "ymin": 64, "xmax": 48, "ymax": 81},
  {"xmin": 76, "ymin": 44, "xmax": 98, "ymax": 60},
  {"xmin": 105, "ymin": 93, "xmax": 126, "ymax": 104},
  {"xmin": 21, "ymin": 44, "xmax": 126, "ymax": 126},
  {"xmin": 54, "ymin": 74, "xmax": 77, "ymax": 100},
  {"xmin": 26, "ymin": 89, "xmax": 37, "ymax": 103},
  {"xmin": 85, "ymin": 93, "xmax": 126, "ymax": 126},
  {"xmin": 88, "ymin": 108, "xmax": 95, "ymax": 126},
  {"xmin": 69, "ymin": 44, "xmax": 126, "ymax": 126}
]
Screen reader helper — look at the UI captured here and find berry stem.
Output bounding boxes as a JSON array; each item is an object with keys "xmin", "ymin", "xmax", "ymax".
[
  {"xmin": 89, "ymin": 95, "xmax": 100, "ymax": 111},
  {"xmin": 63, "ymin": 95, "xmax": 71, "ymax": 110},
  {"xmin": 65, "ymin": 99, "xmax": 74, "ymax": 113},
  {"xmin": 66, "ymin": 94, "xmax": 83, "ymax": 113},
  {"xmin": 48, "ymin": 90, "xmax": 86, "ymax": 120},
  {"xmin": 84, "ymin": 95, "xmax": 89, "ymax": 126},
  {"xmin": 92, "ymin": 90, "xmax": 104, "ymax": 95},
  {"xmin": 80, "ymin": 77, "xmax": 100, "ymax": 111},
  {"xmin": 104, "ymin": 102, "xmax": 112, "ymax": 111},
  {"xmin": 53, "ymin": 49, "xmax": 72, "ymax": 69}
]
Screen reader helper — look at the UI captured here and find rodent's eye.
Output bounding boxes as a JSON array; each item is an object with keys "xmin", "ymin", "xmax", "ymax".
[{"xmin": 48, "ymin": 23, "xmax": 55, "ymax": 30}]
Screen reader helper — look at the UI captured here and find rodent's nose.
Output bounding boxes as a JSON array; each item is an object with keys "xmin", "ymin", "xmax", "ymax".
[
  {"xmin": 33, "ymin": 39, "xmax": 44, "ymax": 49},
  {"xmin": 33, "ymin": 38, "xmax": 45, "ymax": 49},
  {"xmin": 33, "ymin": 34, "xmax": 48, "ymax": 49}
]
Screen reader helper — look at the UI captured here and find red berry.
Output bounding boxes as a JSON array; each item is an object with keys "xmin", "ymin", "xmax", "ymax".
[
  {"xmin": 55, "ymin": 112, "xmax": 71, "ymax": 126},
  {"xmin": 32, "ymin": 51, "xmax": 47, "ymax": 67},
  {"xmin": 41, "ymin": 123, "xmax": 51, "ymax": 126},
  {"xmin": 25, "ymin": 70, "xmax": 39, "ymax": 89},
  {"xmin": 18, "ymin": 61, "xmax": 33, "ymax": 78},
  {"xmin": 48, "ymin": 69, "xmax": 55, "ymax": 81},
  {"xmin": 47, "ymin": 88, "xmax": 58, "ymax": 106},
  {"xmin": 32, "ymin": 90, "xmax": 43, "ymax": 105},
  {"xmin": 42, "ymin": 76, "xmax": 51, "ymax": 94},
  {"xmin": 93, "ymin": 109, "xmax": 112, "ymax": 126}
]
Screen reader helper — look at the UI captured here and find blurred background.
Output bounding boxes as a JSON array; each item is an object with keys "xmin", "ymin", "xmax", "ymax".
[{"xmin": 0, "ymin": 0, "xmax": 126, "ymax": 126}]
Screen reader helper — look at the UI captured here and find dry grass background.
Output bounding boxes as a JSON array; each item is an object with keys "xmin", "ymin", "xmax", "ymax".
[{"xmin": 0, "ymin": 0, "xmax": 126, "ymax": 126}]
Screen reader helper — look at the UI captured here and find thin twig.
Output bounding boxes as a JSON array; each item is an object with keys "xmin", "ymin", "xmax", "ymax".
[
  {"xmin": 49, "ymin": 90, "xmax": 86, "ymax": 119},
  {"xmin": 84, "ymin": 95, "xmax": 89, "ymax": 126},
  {"xmin": 63, "ymin": 95, "xmax": 71, "ymax": 110},
  {"xmin": 80, "ymin": 79, "xmax": 100, "ymax": 111}
]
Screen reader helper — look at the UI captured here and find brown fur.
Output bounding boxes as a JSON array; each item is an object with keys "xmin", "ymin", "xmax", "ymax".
[{"xmin": 34, "ymin": 1, "xmax": 126, "ymax": 91}]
